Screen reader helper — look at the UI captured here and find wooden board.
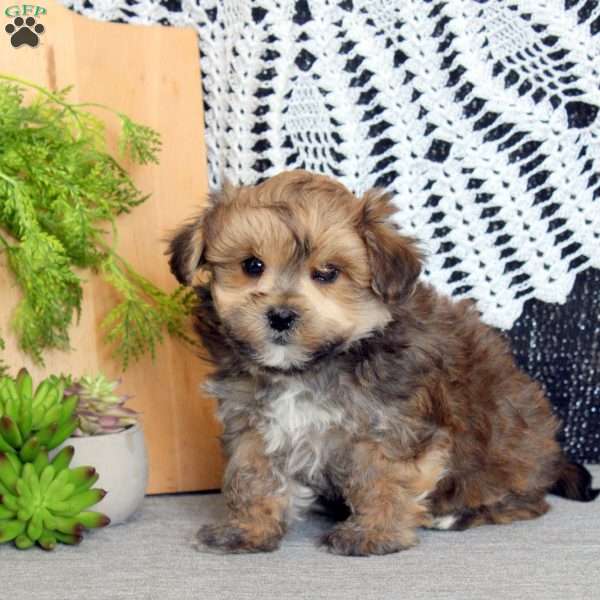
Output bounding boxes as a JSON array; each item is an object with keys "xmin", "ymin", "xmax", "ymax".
[{"xmin": 0, "ymin": 0, "xmax": 224, "ymax": 493}]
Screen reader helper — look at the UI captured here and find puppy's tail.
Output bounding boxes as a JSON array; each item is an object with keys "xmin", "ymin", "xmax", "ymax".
[{"xmin": 549, "ymin": 460, "xmax": 599, "ymax": 502}]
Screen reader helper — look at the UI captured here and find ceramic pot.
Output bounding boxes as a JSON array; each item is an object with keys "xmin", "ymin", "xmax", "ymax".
[{"xmin": 55, "ymin": 424, "xmax": 148, "ymax": 525}]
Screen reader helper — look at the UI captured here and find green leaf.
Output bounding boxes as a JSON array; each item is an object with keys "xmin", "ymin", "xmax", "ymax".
[
  {"xmin": 118, "ymin": 115, "xmax": 161, "ymax": 165},
  {"xmin": 7, "ymin": 232, "xmax": 82, "ymax": 362},
  {"xmin": 99, "ymin": 256, "xmax": 198, "ymax": 370}
]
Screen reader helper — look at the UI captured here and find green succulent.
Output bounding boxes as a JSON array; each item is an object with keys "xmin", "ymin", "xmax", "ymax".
[
  {"xmin": 0, "ymin": 447, "xmax": 110, "ymax": 549},
  {"xmin": 0, "ymin": 369, "xmax": 78, "ymax": 459},
  {"xmin": 68, "ymin": 374, "xmax": 139, "ymax": 435}
]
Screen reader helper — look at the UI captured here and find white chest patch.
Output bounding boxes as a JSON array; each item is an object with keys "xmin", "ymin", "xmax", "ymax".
[{"xmin": 259, "ymin": 380, "xmax": 345, "ymax": 479}]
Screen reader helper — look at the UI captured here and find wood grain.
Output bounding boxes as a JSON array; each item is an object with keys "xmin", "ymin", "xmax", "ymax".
[{"xmin": 0, "ymin": 0, "xmax": 224, "ymax": 493}]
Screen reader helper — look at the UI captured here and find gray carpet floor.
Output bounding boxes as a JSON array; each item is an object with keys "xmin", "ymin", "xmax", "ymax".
[{"xmin": 3, "ymin": 466, "xmax": 599, "ymax": 600}]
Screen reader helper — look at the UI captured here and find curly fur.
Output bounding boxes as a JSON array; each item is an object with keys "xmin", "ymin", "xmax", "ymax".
[{"xmin": 168, "ymin": 170, "xmax": 597, "ymax": 556}]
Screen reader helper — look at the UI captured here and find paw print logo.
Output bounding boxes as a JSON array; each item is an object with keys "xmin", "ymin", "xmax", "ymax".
[{"xmin": 5, "ymin": 16, "xmax": 45, "ymax": 48}]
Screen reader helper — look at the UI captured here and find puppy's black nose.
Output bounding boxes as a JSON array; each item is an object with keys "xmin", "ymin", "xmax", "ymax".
[{"xmin": 267, "ymin": 307, "xmax": 298, "ymax": 332}]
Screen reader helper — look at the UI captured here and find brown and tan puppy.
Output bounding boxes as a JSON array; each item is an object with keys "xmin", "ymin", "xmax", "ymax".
[{"xmin": 168, "ymin": 170, "xmax": 598, "ymax": 556}]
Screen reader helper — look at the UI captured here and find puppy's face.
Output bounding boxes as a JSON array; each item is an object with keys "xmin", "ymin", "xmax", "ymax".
[{"xmin": 169, "ymin": 171, "xmax": 422, "ymax": 371}]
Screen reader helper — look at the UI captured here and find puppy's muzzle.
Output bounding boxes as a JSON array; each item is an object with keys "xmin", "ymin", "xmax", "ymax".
[{"xmin": 267, "ymin": 307, "xmax": 298, "ymax": 333}]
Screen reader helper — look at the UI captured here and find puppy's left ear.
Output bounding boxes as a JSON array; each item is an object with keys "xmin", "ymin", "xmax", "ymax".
[
  {"xmin": 166, "ymin": 213, "xmax": 207, "ymax": 285},
  {"xmin": 357, "ymin": 190, "xmax": 423, "ymax": 303}
]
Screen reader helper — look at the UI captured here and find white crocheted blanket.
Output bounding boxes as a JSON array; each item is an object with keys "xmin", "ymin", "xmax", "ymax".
[{"xmin": 63, "ymin": 0, "xmax": 600, "ymax": 329}]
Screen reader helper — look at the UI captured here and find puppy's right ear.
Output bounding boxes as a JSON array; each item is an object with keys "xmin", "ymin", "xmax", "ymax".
[
  {"xmin": 167, "ymin": 183, "xmax": 236, "ymax": 285},
  {"xmin": 167, "ymin": 214, "xmax": 206, "ymax": 285}
]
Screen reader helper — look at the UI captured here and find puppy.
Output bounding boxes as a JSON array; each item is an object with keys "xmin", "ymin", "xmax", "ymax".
[{"xmin": 168, "ymin": 170, "xmax": 598, "ymax": 556}]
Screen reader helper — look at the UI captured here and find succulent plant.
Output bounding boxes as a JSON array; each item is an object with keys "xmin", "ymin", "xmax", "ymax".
[
  {"xmin": 66, "ymin": 374, "xmax": 139, "ymax": 436},
  {"xmin": 0, "ymin": 447, "xmax": 110, "ymax": 549},
  {"xmin": 0, "ymin": 369, "xmax": 79, "ymax": 458}
]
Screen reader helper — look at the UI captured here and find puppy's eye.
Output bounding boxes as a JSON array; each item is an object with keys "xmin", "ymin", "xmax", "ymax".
[
  {"xmin": 242, "ymin": 256, "xmax": 265, "ymax": 277},
  {"xmin": 312, "ymin": 264, "xmax": 339, "ymax": 284}
]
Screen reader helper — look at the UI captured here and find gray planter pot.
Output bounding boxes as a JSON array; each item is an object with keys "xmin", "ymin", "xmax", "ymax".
[{"xmin": 55, "ymin": 424, "xmax": 148, "ymax": 525}]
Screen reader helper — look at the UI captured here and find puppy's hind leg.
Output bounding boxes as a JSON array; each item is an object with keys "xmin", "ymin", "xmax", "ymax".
[
  {"xmin": 431, "ymin": 494, "xmax": 550, "ymax": 531},
  {"xmin": 196, "ymin": 431, "xmax": 290, "ymax": 554}
]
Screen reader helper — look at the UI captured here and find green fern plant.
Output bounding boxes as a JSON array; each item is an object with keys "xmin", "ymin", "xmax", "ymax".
[{"xmin": 0, "ymin": 74, "xmax": 197, "ymax": 369}]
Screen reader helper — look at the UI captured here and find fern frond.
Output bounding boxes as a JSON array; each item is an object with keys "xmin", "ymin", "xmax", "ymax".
[{"xmin": 118, "ymin": 115, "xmax": 162, "ymax": 165}]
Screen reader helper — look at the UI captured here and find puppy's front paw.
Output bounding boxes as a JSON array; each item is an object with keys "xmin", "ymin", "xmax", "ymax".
[
  {"xmin": 195, "ymin": 522, "xmax": 281, "ymax": 554},
  {"xmin": 321, "ymin": 521, "xmax": 417, "ymax": 557}
]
